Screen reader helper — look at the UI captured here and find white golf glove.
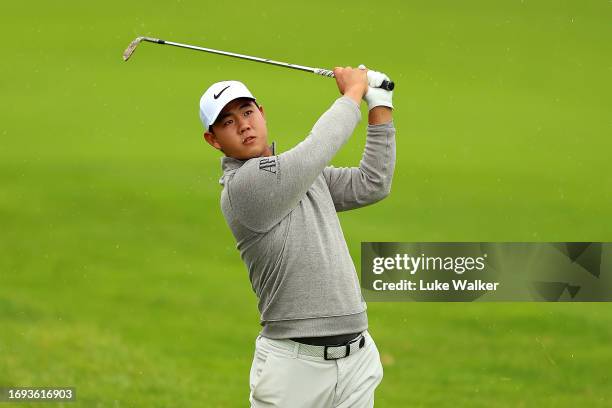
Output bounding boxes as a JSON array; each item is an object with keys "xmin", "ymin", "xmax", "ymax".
[{"xmin": 358, "ymin": 64, "xmax": 393, "ymax": 111}]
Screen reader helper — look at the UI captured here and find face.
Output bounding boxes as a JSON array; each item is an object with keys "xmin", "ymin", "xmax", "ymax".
[{"xmin": 203, "ymin": 98, "xmax": 272, "ymax": 160}]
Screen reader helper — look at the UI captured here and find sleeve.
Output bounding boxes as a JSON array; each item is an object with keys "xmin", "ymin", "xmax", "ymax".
[
  {"xmin": 322, "ymin": 121, "xmax": 396, "ymax": 211},
  {"xmin": 227, "ymin": 96, "xmax": 361, "ymax": 232}
]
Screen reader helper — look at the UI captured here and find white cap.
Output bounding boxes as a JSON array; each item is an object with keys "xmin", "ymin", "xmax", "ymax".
[{"xmin": 199, "ymin": 80, "xmax": 256, "ymax": 130}]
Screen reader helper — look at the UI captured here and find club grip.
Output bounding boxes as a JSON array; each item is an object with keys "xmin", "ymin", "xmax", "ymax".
[
  {"xmin": 313, "ymin": 69, "xmax": 395, "ymax": 91},
  {"xmin": 380, "ymin": 79, "xmax": 395, "ymax": 91}
]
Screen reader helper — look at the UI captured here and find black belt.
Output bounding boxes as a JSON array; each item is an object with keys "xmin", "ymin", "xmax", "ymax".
[{"xmin": 291, "ymin": 332, "xmax": 362, "ymax": 346}]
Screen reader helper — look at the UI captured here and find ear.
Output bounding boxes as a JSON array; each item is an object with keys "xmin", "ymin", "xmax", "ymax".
[
  {"xmin": 258, "ymin": 105, "xmax": 266, "ymax": 120},
  {"xmin": 203, "ymin": 131, "xmax": 221, "ymax": 150}
]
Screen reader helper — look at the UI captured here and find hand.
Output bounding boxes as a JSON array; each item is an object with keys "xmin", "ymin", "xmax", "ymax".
[
  {"xmin": 358, "ymin": 64, "xmax": 394, "ymax": 111},
  {"xmin": 333, "ymin": 66, "xmax": 368, "ymax": 105}
]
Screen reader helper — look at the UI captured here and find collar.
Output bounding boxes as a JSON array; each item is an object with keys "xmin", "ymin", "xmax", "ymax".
[
  {"xmin": 221, "ymin": 156, "xmax": 247, "ymax": 173},
  {"xmin": 218, "ymin": 142, "xmax": 276, "ymax": 185}
]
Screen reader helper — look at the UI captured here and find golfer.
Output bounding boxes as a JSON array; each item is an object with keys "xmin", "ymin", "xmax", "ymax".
[{"xmin": 199, "ymin": 66, "xmax": 395, "ymax": 407}]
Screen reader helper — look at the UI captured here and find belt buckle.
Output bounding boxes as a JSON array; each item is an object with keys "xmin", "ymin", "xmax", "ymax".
[
  {"xmin": 323, "ymin": 335, "xmax": 366, "ymax": 360},
  {"xmin": 323, "ymin": 344, "xmax": 344, "ymax": 360}
]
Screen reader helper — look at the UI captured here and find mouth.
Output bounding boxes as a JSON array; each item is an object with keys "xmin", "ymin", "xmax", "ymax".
[{"xmin": 243, "ymin": 136, "xmax": 256, "ymax": 145}]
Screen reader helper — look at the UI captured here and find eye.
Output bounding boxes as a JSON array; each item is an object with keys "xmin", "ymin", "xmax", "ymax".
[
  {"xmin": 223, "ymin": 119, "xmax": 233, "ymax": 127},
  {"xmin": 244, "ymin": 110, "xmax": 253, "ymax": 116}
]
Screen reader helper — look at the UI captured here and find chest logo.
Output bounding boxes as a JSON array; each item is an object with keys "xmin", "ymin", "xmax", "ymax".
[{"xmin": 259, "ymin": 157, "xmax": 277, "ymax": 174}]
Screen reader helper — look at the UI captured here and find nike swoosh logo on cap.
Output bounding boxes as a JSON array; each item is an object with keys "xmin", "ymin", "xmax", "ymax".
[{"xmin": 213, "ymin": 86, "xmax": 230, "ymax": 99}]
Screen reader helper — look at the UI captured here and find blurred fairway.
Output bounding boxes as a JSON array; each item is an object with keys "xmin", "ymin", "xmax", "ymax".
[{"xmin": 1, "ymin": 0, "xmax": 611, "ymax": 406}]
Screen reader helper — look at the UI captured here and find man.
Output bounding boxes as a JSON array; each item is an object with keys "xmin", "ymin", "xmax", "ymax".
[{"xmin": 199, "ymin": 66, "xmax": 395, "ymax": 407}]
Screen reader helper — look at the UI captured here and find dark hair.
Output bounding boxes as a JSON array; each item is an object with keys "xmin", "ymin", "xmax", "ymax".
[{"xmin": 209, "ymin": 99, "xmax": 259, "ymax": 133}]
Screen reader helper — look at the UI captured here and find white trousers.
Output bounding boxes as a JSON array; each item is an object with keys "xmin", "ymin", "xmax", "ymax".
[{"xmin": 249, "ymin": 331, "xmax": 384, "ymax": 408}]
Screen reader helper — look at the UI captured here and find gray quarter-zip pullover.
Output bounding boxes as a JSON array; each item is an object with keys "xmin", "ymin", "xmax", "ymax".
[{"xmin": 218, "ymin": 96, "xmax": 396, "ymax": 339}]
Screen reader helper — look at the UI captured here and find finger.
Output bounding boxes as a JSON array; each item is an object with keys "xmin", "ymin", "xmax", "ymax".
[{"xmin": 366, "ymin": 70, "xmax": 385, "ymax": 87}]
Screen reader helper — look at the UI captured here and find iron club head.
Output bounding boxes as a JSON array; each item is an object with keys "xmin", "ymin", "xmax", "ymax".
[{"xmin": 122, "ymin": 36, "xmax": 163, "ymax": 61}]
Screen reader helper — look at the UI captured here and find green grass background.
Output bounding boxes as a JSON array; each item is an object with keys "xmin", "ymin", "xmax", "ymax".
[{"xmin": 1, "ymin": 0, "xmax": 611, "ymax": 406}]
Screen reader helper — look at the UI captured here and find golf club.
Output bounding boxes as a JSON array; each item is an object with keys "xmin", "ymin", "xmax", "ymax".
[{"xmin": 122, "ymin": 36, "xmax": 395, "ymax": 91}]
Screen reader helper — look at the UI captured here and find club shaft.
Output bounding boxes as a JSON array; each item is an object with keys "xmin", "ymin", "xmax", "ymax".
[
  {"xmin": 133, "ymin": 37, "xmax": 394, "ymax": 90},
  {"xmin": 151, "ymin": 38, "xmax": 318, "ymax": 74}
]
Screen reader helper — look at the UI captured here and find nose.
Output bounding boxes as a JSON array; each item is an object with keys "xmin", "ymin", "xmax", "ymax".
[{"xmin": 238, "ymin": 117, "xmax": 251, "ymax": 134}]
